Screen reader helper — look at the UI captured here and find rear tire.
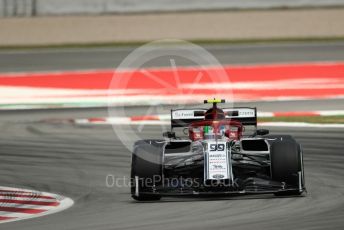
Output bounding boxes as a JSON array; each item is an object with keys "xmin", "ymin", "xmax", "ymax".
[
  {"xmin": 131, "ymin": 140, "xmax": 163, "ymax": 201},
  {"xmin": 270, "ymin": 140, "xmax": 305, "ymax": 196}
]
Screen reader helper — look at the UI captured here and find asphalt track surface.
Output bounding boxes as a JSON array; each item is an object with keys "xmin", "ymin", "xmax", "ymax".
[
  {"xmin": 1, "ymin": 41, "xmax": 344, "ymax": 72},
  {"xmin": 0, "ymin": 108, "xmax": 344, "ymax": 230},
  {"xmin": 0, "ymin": 42, "xmax": 344, "ymax": 229}
]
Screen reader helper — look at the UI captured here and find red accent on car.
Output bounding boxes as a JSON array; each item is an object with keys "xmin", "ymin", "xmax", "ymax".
[{"xmin": 189, "ymin": 120, "xmax": 243, "ymax": 141}]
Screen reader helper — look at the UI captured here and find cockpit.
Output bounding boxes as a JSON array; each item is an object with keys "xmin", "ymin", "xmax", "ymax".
[{"xmin": 188, "ymin": 120, "xmax": 243, "ymax": 141}]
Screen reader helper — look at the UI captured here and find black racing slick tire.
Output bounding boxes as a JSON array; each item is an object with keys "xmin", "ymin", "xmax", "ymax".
[
  {"xmin": 131, "ymin": 140, "xmax": 164, "ymax": 201},
  {"xmin": 270, "ymin": 140, "xmax": 305, "ymax": 196}
]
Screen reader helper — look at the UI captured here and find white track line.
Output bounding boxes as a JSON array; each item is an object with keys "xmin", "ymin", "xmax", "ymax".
[
  {"xmin": 260, "ymin": 122, "xmax": 344, "ymax": 128},
  {"xmin": 0, "ymin": 204, "xmax": 57, "ymax": 209},
  {"xmin": 0, "ymin": 197, "xmax": 57, "ymax": 202},
  {"xmin": 73, "ymin": 119, "xmax": 344, "ymax": 129},
  {"xmin": 71, "ymin": 110, "xmax": 344, "ymax": 128}
]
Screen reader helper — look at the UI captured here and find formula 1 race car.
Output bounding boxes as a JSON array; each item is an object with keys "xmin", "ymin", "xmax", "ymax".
[{"xmin": 131, "ymin": 99, "xmax": 306, "ymax": 201}]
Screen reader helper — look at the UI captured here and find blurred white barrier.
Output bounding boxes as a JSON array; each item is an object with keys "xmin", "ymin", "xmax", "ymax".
[{"xmin": 1, "ymin": 0, "xmax": 344, "ymax": 17}]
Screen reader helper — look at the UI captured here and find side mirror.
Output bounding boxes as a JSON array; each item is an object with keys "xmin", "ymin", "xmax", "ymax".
[
  {"xmin": 163, "ymin": 131, "xmax": 176, "ymax": 138},
  {"xmin": 256, "ymin": 129, "xmax": 269, "ymax": 136}
]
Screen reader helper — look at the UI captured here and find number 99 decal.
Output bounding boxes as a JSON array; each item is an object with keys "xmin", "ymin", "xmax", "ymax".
[{"xmin": 209, "ymin": 144, "xmax": 225, "ymax": 151}]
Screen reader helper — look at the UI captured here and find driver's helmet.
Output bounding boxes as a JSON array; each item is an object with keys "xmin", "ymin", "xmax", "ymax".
[{"xmin": 204, "ymin": 108, "xmax": 225, "ymax": 120}]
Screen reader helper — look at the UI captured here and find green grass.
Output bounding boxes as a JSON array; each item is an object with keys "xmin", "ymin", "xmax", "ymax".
[
  {"xmin": 1, "ymin": 36, "xmax": 344, "ymax": 51},
  {"xmin": 258, "ymin": 116, "xmax": 344, "ymax": 124}
]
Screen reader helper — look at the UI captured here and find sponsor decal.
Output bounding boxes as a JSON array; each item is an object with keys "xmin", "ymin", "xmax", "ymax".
[
  {"xmin": 213, "ymin": 165, "xmax": 224, "ymax": 169},
  {"xmin": 224, "ymin": 109, "xmax": 255, "ymax": 118},
  {"xmin": 206, "ymin": 141, "xmax": 230, "ymax": 180},
  {"xmin": 173, "ymin": 110, "xmax": 196, "ymax": 119},
  {"xmin": 212, "ymin": 174, "xmax": 225, "ymax": 179},
  {"xmin": 239, "ymin": 111, "xmax": 255, "ymax": 116}
]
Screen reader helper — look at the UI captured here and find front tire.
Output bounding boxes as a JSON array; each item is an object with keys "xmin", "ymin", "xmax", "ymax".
[
  {"xmin": 270, "ymin": 140, "xmax": 305, "ymax": 196},
  {"xmin": 131, "ymin": 140, "xmax": 163, "ymax": 201}
]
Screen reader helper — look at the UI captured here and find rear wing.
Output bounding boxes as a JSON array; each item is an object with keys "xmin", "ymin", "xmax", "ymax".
[{"xmin": 171, "ymin": 107, "xmax": 257, "ymax": 128}]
